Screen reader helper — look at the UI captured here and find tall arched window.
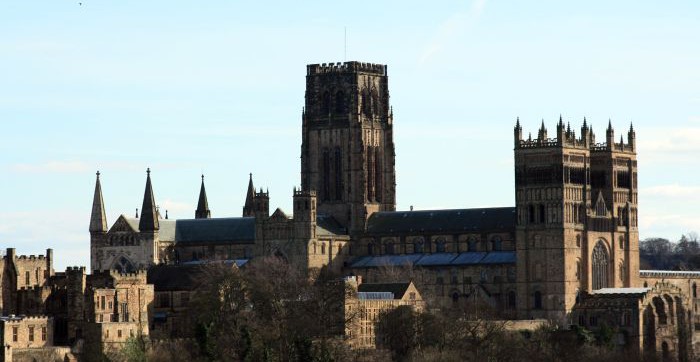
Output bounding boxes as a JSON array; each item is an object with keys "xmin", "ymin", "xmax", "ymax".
[
  {"xmin": 385, "ymin": 240, "xmax": 395, "ymax": 255},
  {"xmin": 467, "ymin": 237, "xmax": 477, "ymax": 252},
  {"xmin": 436, "ymin": 238, "xmax": 446, "ymax": 253},
  {"xmin": 334, "ymin": 90, "xmax": 346, "ymax": 114},
  {"xmin": 374, "ymin": 148, "xmax": 382, "ymax": 202},
  {"xmin": 508, "ymin": 291, "xmax": 516, "ymax": 309},
  {"xmin": 321, "ymin": 91, "xmax": 331, "ymax": 114},
  {"xmin": 592, "ymin": 241, "xmax": 610, "ymax": 290},
  {"xmin": 491, "ymin": 236, "xmax": 503, "ymax": 251},
  {"xmin": 414, "ymin": 238, "xmax": 424, "ymax": 253},
  {"xmin": 534, "ymin": 291, "xmax": 543, "ymax": 309},
  {"xmin": 334, "ymin": 147, "xmax": 343, "ymax": 200},
  {"xmin": 322, "ymin": 149, "xmax": 330, "ymax": 201},
  {"xmin": 321, "ymin": 243, "xmax": 326, "ymax": 255},
  {"xmin": 367, "ymin": 243, "xmax": 374, "ymax": 255}
]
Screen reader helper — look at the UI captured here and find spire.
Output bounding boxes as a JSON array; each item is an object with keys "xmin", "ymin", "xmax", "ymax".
[
  {"xmin": 514, "ymin": 117, "xmax": 523, "ymax": 147},
  {"xmin": 195, "ymin": 174, "xmax": 211, "ymax": 219},
  {"xmin": 242, "ymin": 173, "xmax": 256, "ymax": 217},
  {"xmin": 606, "ymin": 119, "xmax": 615, "ymax": 149},
  {"xmin": 515, "ymin": 117, "xmax": 521, "ymax": 129},
  {"xmin": 135, "ymin": 208, "xmax": 139, "ymax": 218},
  {"xmin": 139, "ymin": 168, "xmax": 159, "ymax": 232},
  {"xmin": 89, "ymin": 171, "xmax": 108, "ymax": 233},
  {"xmin": 627, "ymin": 122, "xmax": 636, "ymax": 151}
]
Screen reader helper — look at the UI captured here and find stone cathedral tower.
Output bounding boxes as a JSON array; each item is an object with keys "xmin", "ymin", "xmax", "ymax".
[
  {"xmin": 514, "ymin": 117, "xmax": 639, "ymax": 322},
  {"xmin": 301, "ymin": 62, "xmax": 396, "ymax": 234}
]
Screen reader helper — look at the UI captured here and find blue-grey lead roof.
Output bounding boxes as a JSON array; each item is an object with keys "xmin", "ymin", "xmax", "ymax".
[
  {"xmin": 365, "ymin": 207, "xmax": 516, "ymax": 234},
  {"xmin": 124, "ymin": 216, "xmax": 255, "ymax": 245},
  {"xmin": 350, "ymin": 251, "xmax": 516, "ymax": 268}
]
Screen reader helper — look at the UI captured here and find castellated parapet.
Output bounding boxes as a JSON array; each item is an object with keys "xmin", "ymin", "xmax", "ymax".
[
  {"xmin": 514, "ymin": 117, "xmax": 636, "ymax": 153},
  {"xmin": 307, "ymin": 61, "xmax": 387, "ymax": 76}
]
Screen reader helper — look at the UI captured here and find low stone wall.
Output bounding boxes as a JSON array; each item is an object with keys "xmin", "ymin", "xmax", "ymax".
[
  {"xmin": 8, "ymin": 346, "xmax": 72, "ymax": 362},
  {"xmin": 502, "ymin": 319, "xmax": 548, "ymax": 331}
]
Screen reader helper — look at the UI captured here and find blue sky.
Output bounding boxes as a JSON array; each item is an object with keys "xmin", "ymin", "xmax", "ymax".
[{"xmin": 1, "ymin": 1, "xmax": 699, "ymax": 270}]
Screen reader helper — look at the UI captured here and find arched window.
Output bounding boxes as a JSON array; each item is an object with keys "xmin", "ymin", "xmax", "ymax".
[
  {"xmin": 367, "ymin": 243, "xmax": 374, "ymax": 255},
  {"xmin": 385, "ymin": 241, "xmax": 395, "ymax": 255},
  {"xmin": 374, "ymin": 147, "xmax": 382, "ymax": 203},
  {"xmin": 693, "ymin": 283, "xmax": 697, "ymax": 298},
  {"xmin": 534, "ymin": 291, "xmax": 543, "ymax": 309},
  {"xmin": 576, "ymin": 235, "xmax": 581, "ymax": 248},
  {"xmin": 508, "ymin": 291, "xmax": 516, "ymax": 309},
  {"xmin": 619, "ymin": 236, "xmax": 625, "ymax": 250},
  {"xmin": 334, "ymin": 90, "xmax": 346, "ymax": 114},
  {"xmin": 322, "ymin": 149, "xmax": 330, "ymax": 201},
  {"xmin": 467, "ymin": 237, "xmax": 477, "ymax": 252},
  {"xmin": 313, "ymin": 243, "xmax": 317, "ymax": 254},
  {"xmin": 321, "ymin": 91, "xmax": 331, "ymax": 114},
  {"xmin": 435, "ymin": 238, "xmax": 446, "ymax": 253},
  {"xmin": 113, "ymin": 257, "xmax": 134, "ymax": 274},
  {"xmin": 414, "ymin": 238, "xmax": 424, "ymax": 253},
  {"xmin": 451, "ymin": 292, "xmax": 459, "ymax": 305},
  {"xmin": 491, "ymin": 236, "xmax": 503, "ymax": 251},
  {"xmin": 576, "ymin": 260, "xmax": 581, "ymax": 281},
  {"xmin": 334, "ymin": 147, "xmax": 343, "ymax": 201},
  {"xmin": 321, "ymin": 243, "xmax": 326, "ymax": 255},
  {"xmin": 592, "ymin": 241, "xmax": 609, "ymax": 290}
]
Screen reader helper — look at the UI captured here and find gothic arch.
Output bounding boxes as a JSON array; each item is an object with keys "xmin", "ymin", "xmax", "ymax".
[
  {"xmin": 592, "ymin": 240, "xmax": 610, "ymax": 290},
  {"xmin": 112, "ymin": 256, "xmax": 135, "ymax": 274}
]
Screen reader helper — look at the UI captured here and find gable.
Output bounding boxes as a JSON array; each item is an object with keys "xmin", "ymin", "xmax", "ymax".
[{"xmin": 109, "ymin": 215, "xmax": 138, "ymax": 233}]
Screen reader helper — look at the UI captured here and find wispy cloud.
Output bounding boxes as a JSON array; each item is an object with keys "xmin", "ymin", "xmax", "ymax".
[
  {"xmin": 419, "ymin": 0, "xmax": 486, "ymax": 64},
  {"xmin": 637, "ymin": 127, "xmax": 700, "ymax": 153}
]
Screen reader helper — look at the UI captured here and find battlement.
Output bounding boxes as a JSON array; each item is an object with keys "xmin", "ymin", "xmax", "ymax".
[
  {"xmin": 294, "ymin": 188, "xmax": 317, "ymax": 197},
  {"xmin": 109, "ymin": 269, "xmax": 148, "ymax": 281},
  {"xmin": 3, "ymin": 248, "xmax": 53, "ymax": 261},
  {"xmin": 0, "ymin": 315, "xmax": 51, "ymax": 323},
  {"xmin": 307, "ymin": 61, "xmax": 387, "ymax": 76},
  {"xmin": 17, "ymin": 285, "xmax": 51, "ymax": 292},
  {"xmin": 514, "ymin": 117, "xmax": 635, "ymax": 154},
  {"xmin": 65, "ymin": 266, "xmax": 86, "ymax": 273}
]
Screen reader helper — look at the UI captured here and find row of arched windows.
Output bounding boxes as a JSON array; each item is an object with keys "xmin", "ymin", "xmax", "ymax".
[{"xmin": 366, "ymin": 236, "xmax": 505, "ymax": 255}]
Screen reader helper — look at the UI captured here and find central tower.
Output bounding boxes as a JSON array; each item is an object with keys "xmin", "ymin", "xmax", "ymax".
[{"xmin": 301, "ymin": 61, "xmax": 396, "ymax": 234}]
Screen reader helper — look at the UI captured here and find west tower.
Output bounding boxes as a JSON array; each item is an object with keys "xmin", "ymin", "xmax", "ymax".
[
  {"xmin": 301, "ymin": 62, "xmax": 396, "ymax": 234},
  {"xmin": 514, "ymin": 118, "xmax": 638, "ymax": 323}
]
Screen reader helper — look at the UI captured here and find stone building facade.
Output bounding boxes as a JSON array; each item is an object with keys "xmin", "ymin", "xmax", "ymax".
[{"xmin": 2, "ymin": 60, "xmax": 699, "ymax": 359}]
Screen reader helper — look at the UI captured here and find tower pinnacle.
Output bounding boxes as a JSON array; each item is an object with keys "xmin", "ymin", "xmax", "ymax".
[
  {"xmin": 89, "ymin": 171, "xmax": 108, "ymax": 233},
  {"xmin": 139, "ymin": 168, "xmax": 159, "ymax": 232},
  {"xmin": 195, "ymin": 174, "xmax": 211, "ymax": 219}
]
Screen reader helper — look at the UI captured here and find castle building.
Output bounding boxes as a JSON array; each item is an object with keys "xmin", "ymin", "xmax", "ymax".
[{"xmin": 2, "ymin": 60, "xmax": 698, "ymax": 358}]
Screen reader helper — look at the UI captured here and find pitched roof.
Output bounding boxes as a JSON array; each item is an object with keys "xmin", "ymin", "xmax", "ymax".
[
  {"xmin": 358, "ymin": 282, "xmax": 411, "ymax": 299},
  {"xmin": 120, "ymin": 217, "xmax": 255, "ymax": 245},
  {"xmin": 350, "ymin": 251, "xmax": 516, "ymax": 268},
  {"xmin": 366, "ymin": 207, "xmax": 516, "ymax": 234},
  {"xmin": 316, "ymin": 213, "xmax": 347, "ymax": 236}
]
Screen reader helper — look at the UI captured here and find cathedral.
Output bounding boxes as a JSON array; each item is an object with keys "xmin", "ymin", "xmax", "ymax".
[{"xmin": 3, "ymin": 61, "xmax": 699, "ymax": 359}]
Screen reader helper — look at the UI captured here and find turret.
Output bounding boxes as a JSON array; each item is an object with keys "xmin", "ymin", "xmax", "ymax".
[
  {"xmin": 537, "ymin": 120, "xmax": 548, "ymax": 143},
  {"xmin": 139, "ymin": 168, "xmax": 159, "ymax": 232},
  {"xmin": 293, "ymin": 187, "xmax": 317, "ymax": 239},
  {"xmin": 195, "ymin": 174, "xmax": 211, "ymax": 219},
  {"xmin": 627, "ymin": 123, "xmax": 636, "ymax": 151},
  {"xmin": 556, "ymin": 115, "xmax": 565, "ymax": 145},
  {"xmin": 514, "ymin": 117, "xmax": 522, "ymax": 147},
  {"xmin": 242, "ymin": 173, "xmax": 255, "ymax": 217},
  {"xmin": 89, "ymin": 171, "xmax": 108, "ymax": 234},
  {"xmin": 606, "ymin": 120, "xmax": 615, "ymax": 150},
  {"xmin": 254, "ymin": 187, "xmax": 270, "ymax": 219}
]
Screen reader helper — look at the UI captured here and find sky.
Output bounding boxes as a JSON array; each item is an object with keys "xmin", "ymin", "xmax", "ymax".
[{"xmin": 1, "ymin": 1, "xmax": 699, "ymax": 270}]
